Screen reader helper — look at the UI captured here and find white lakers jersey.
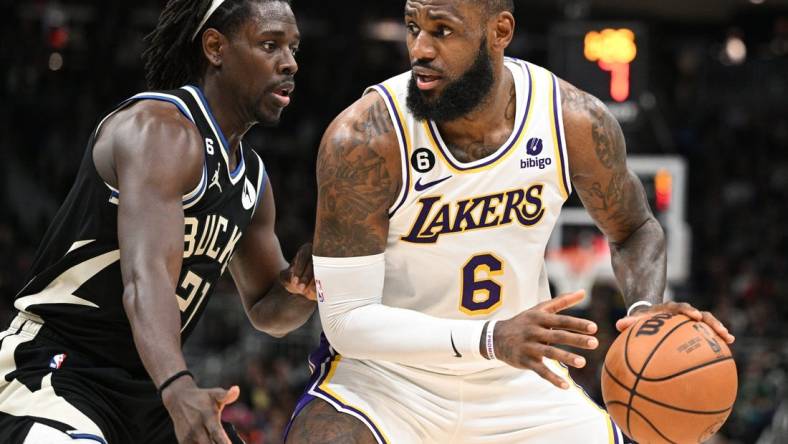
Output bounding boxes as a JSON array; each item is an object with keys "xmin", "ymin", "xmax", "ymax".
[{"xmin": 365, "ymin": 58, "xmax": 572, "ymax": 374}]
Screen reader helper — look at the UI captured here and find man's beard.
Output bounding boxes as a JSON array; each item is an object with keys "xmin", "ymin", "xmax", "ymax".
[{"xmin": 406, "ymin": 38, "xmax": 495, "ymax": 123}]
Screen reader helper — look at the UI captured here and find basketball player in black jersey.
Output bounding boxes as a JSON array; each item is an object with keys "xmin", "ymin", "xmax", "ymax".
[{"xmin": 0, "ymin": 1, "xmax": 314, "ymax": 443}]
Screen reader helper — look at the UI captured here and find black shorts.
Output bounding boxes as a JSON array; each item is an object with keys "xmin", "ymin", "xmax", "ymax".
[{"xmin": 0, "ymin": 312, "xmax": 243, "ymax": 443}]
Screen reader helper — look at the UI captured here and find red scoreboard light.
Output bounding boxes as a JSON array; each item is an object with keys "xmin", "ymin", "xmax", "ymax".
[
  {"xmin": 654, "ymin": 168, "xmax": 673, "ymax": 212},
  {"xmin": 584, "ymin": 28, "xmax": 637, "ymax": 102},
  {"xmin": 549, "ymin": 22, "xmax": 648, "ymax": 127}
]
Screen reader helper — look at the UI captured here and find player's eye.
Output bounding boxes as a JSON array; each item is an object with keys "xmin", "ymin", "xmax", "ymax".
[
  {"xmin": 406, "ymin": 22, "xmax": 420, "ymax": 35},
  {"xmin": 436, "ymin": 26, "xmax": 453, "ymax": 37},
  {"xmin": 290, "ymin": 46, "xmax": 299, "ymax": 56},
  {"xmin": 261, "ymin": 41, "xmax": 276, "ymax": 52}
]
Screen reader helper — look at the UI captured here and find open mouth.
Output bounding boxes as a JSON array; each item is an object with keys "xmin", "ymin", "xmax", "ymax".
[
  {"xmin": 416, "ymin": 75, "xmax": 442, "ymax": 90},
  {"xmin": 271, "ymin": 83, "xmax": 294, "ymax": 107},
  {"xmin": 413, "ymin": 70, "xmax": 443, "ymax": 91}
]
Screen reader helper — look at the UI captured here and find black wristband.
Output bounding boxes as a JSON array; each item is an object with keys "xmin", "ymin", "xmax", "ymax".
[{"xmin": 157, "ymin": 370, "xmax": 193, "ymax": 397}]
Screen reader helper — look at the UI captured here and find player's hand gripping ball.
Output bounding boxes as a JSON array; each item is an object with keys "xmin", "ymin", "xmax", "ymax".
[{"xmin": 602, "ymin": 313, "xmax": 737, "ymax": 444}]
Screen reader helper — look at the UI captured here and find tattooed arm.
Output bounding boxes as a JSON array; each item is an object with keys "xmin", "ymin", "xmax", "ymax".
[
  {"xmin": 561, "ymin": 80, "xmax": 734, "ymax": 343},
  {"xmin": 561, "ymin": 80, "xmax": 666, "ymax": 308},
  {"xmin": 314, "ymin": 92, "xmax": 400, "ymax": 258},
  {"xmin": 311, "ymin": 92, "xmax": 501, "ymax": 365}
]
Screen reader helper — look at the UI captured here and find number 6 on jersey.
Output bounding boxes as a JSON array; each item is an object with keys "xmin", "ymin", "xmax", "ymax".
[{"xmin": 460, "ymin": 253, "xmax": 504, "ymax": 315}]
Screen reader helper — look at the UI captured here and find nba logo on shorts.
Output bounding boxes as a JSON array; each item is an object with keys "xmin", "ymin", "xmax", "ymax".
[{"xmin": 49, "ymin": 353, "xmax": 67, "ymax": 369}]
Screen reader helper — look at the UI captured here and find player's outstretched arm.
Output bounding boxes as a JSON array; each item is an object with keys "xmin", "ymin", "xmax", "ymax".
[
  {"xmin": 229, "ymin": 176, "xmax": 316, "ymax": 338},
  {"xmin": 560, "ymin": 80, "xmax": 734, "ymax": 343},
  {"xmin": 107, "ymin": 102, "xmax": 238, "ymax": 444}
]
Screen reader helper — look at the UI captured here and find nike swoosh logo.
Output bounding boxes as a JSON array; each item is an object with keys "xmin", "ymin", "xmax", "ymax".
[
  {"xmin": 414, "ymin": 176, "xmax": 452, "ymax": 192},
  {"xmin": 450, "ymin": 333, "xmax": 462, "ymax": 358}
]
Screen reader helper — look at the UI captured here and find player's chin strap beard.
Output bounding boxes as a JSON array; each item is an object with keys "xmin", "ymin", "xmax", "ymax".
[{"xmin": 192, "ymin": 0, "xmax": 227, "ymax": 41}]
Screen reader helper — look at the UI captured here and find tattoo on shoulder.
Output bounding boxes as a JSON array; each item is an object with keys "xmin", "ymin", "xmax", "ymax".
[
  {"xmin": 314, "ymin": 99, "xmax": 399, "ymax": 257},
  {"xmin": 560, "ymin": 82, "xmax": 595, "ymax": 114},
  {"xmin": 351, "ymin": 99, "xmax": 393, "ymax": 145},
  {"xmin": 561, "ymin": 81, "xmax": 650, "ymax": 240},
  {"xmin": 560, "ymin": 80, "xmax": 626, "ymax": 173},
  {"xmin": 588, "ymin": 105, "xmax": 624, "ymax": 170}
]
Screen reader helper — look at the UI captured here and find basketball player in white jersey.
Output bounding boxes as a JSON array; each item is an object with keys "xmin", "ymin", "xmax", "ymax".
[{"xmin": 286, "ymin": 1, "xmax": 735, "ymax": 442}]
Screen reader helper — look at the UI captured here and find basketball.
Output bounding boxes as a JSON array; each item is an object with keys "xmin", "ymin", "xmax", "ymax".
[{"xmin": 602, "ymin": 313, "xmax": 738, "ymax": 443}]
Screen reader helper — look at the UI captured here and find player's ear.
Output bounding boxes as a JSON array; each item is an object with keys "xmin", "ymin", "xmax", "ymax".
[
  {"xmin": 490, "ymin": 11, "xmax": 515, "ymax": 51},
  {"xmin": 202, "ymin": 28, "xmax": 225, "ymax": 68}
]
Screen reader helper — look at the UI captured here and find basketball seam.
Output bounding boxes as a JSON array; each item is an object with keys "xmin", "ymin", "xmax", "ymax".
[
  {"xmin": 625, "ymin": 318, "xmax": 693, "ymax": 438},
  {"xmin": 629, "ymin": 404, "xmax": 680, "ymax": 444},
  {"xmin": 607, "ymin": 361, "xmax": 735, "ymax": 414},
  {"xmin": 603, "ymin": 365, "xmax": 636, "ymax": 439},
  {"xmin": 639, "ymin": 356, "xmax": 734, "ymax": 381},
  {"xmin": 605, "ymin": 400, "xmax": 630, "ymax": 436},
  {"xmin": 623, "ymin": 320, "xmax": 637, "ymax": 434},
  {"xmin": 636, "ymin": 392, "xmax": 733, "ymax": 415},
  {"xmin": 623, "ymin": 319, "xmax": 638, "ymax": 375},
  {"xmin": 603, "ymin": 364, "xmax": 632, "ymax": 394}
]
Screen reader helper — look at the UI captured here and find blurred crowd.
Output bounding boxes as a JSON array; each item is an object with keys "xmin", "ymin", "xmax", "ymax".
[{"xmin": 1, "ymin": 1, "xmax": 786, "ymax": 443}]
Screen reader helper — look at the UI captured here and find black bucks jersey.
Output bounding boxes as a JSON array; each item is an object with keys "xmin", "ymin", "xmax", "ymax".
[{"xmin": 13, "ymin": 86, "xmax": 266, "ymax": 374}]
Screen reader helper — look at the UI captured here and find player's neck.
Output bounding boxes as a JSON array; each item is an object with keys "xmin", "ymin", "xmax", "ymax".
[
  {"xmin": 199, "ymin": 78, "xmax": 253, "ymax": 160},
  {"xmin": 435, "ymin": 67, "xmax": 515, "ymax": 153}
]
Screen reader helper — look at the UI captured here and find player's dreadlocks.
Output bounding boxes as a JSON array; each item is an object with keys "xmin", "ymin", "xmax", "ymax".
[{"xmin": 142, "ymin": 0, "xmax": 288, "ymax": 91}]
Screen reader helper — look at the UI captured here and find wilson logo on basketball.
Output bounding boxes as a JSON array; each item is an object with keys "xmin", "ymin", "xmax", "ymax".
[
  {"xmin": 635, "ymin": 312, "xmax": 673, "ymax": 336},
  {"xmin": 693, "ymin": 323, "xmax": 723, "ymax": 355}
]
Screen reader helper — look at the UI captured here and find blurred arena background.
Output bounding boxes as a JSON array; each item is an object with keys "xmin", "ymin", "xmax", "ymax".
[{"xmin": 2, "ymin": 0, "xmax": 787, "ymax": 442}]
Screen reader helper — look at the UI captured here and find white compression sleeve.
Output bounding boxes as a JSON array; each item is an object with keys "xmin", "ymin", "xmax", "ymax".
[{"xmin": 314, "ymin": 254, "xmax": 488, "ymax": 364}]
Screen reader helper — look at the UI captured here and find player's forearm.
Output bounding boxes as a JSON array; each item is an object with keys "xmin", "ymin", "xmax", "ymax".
[
  {"xmin": 322, "ymin": 304, "xmax": 487, "ymax": 364},
  {"xmin": 247, "ymin": 283, "xmax": 316, "ymax": 337},
  {"xmin": 610, "ymin": 216, "xmax": 667, "ymax": 308},
  {"xmin": 315, "ymin": 254, "xmax": 488, "ymax": 364},
  {"xmin": 122, "ymin": 273, "xmax": 190, "ymax": 387}
]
